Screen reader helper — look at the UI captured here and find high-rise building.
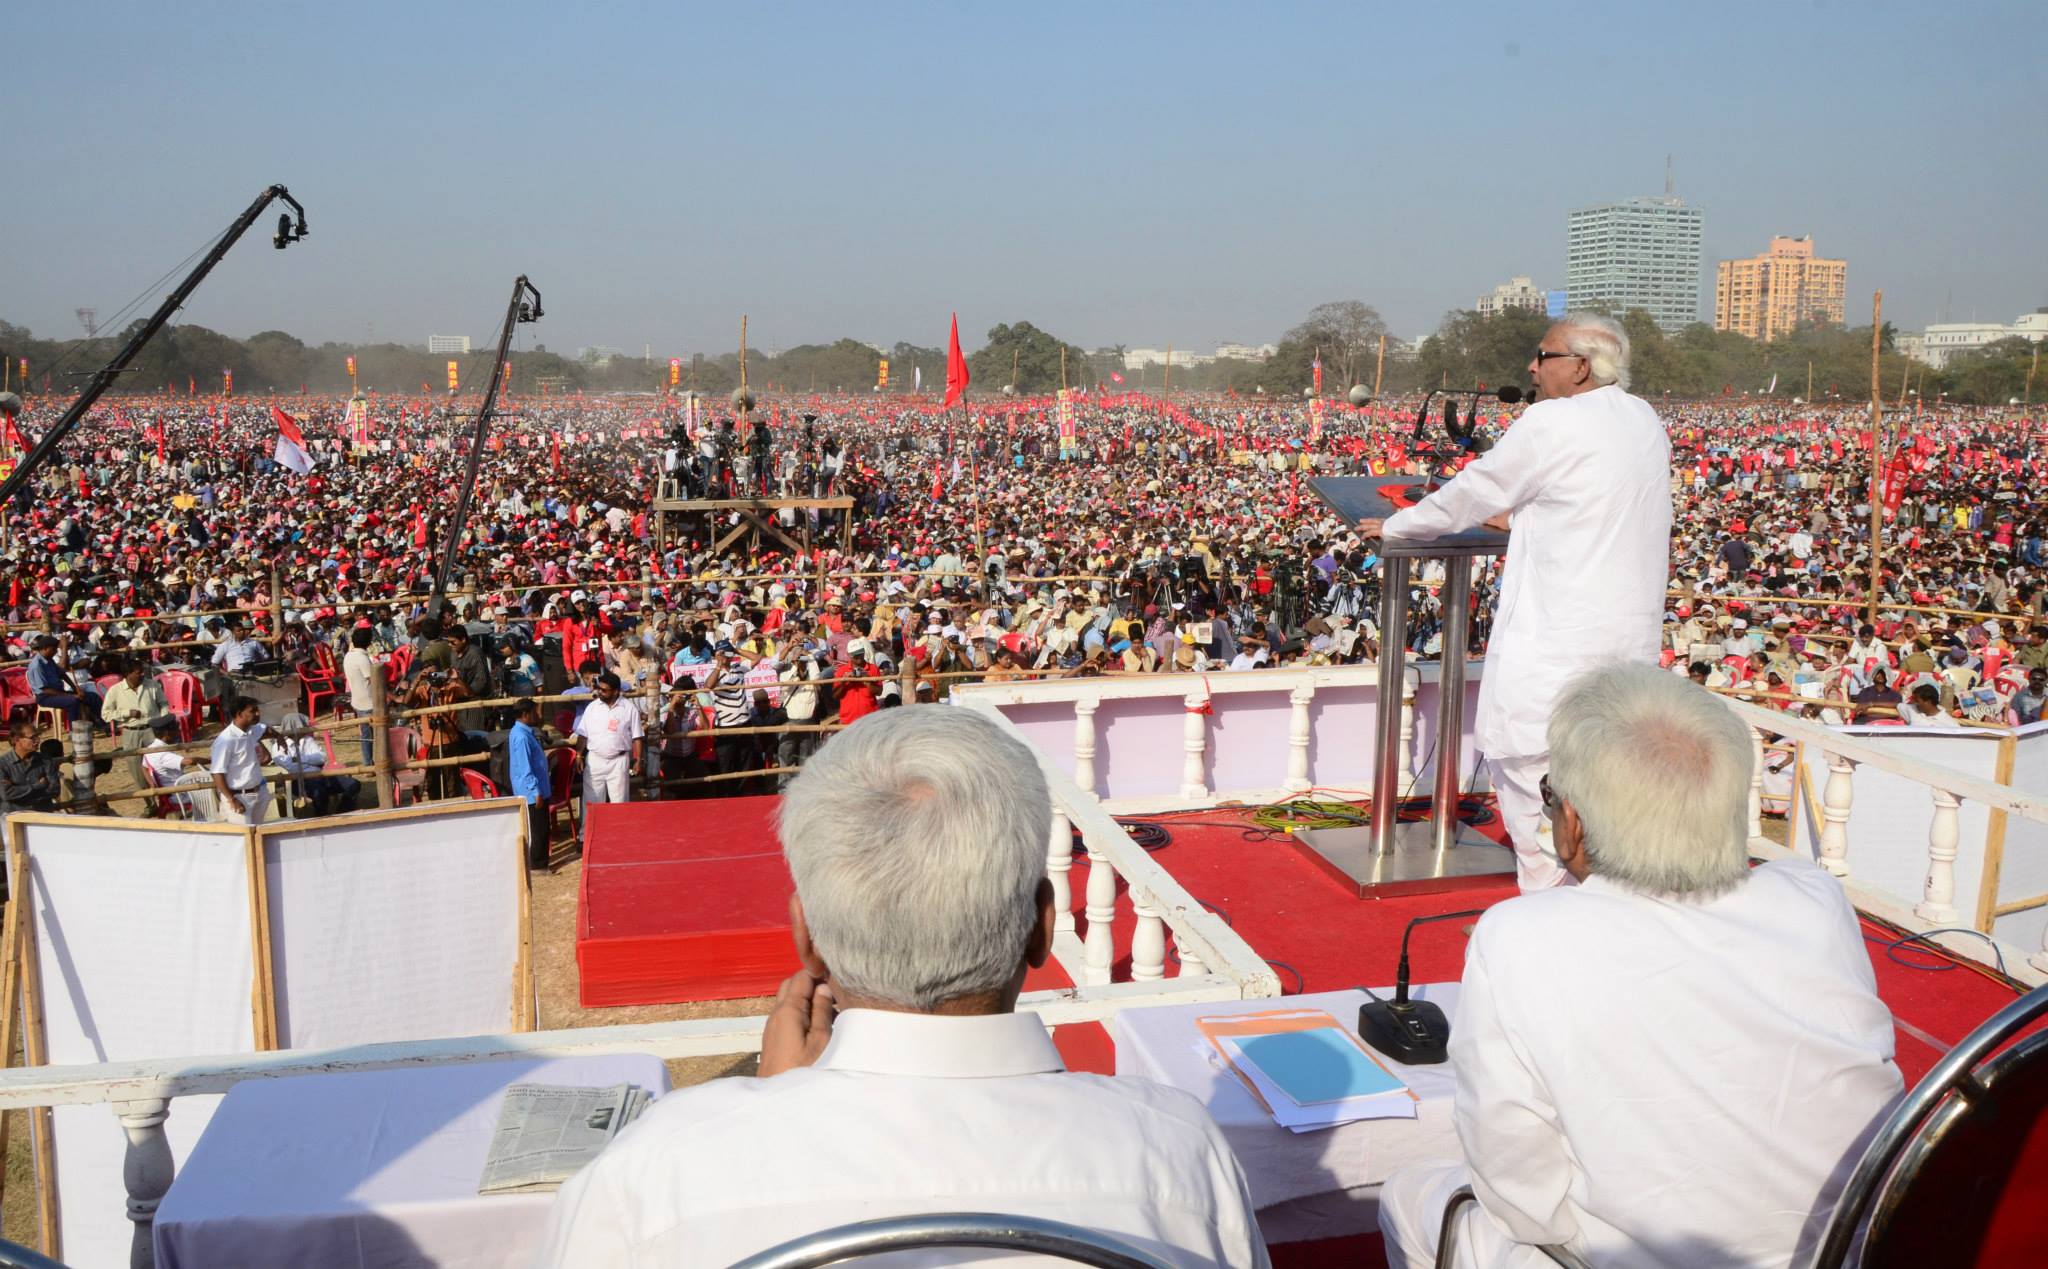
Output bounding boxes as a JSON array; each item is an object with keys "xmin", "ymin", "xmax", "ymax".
[
  {"xmin": 1475, "ymin": 276, "xmax": 1547, "ymax": 319},
  {"xmin": 1565, "ymin": 194, "xmax": 1704, "ymax": 332},
  {"xmin": 1713, "ymin": 236, "xmax": 1846, "ymax": 341}
]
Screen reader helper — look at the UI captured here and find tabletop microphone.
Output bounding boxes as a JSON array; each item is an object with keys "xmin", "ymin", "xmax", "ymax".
[{"xmin": 1357, "ymin": 907, "xmax": 1489, "ymax": 1065}]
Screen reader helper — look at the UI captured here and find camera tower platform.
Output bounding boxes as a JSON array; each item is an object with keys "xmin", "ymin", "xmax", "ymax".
[{"xmin": 649, "ymin": 478, "xmax": 854, "ymax": 560}]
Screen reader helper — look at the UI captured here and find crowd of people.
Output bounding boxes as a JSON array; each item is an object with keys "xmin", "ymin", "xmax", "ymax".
[{"xmin": 0, "ymin": 373, "xmax": 2043, "ymax": 802}]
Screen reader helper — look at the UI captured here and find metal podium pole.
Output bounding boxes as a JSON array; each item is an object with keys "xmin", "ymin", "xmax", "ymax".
[
  {"xmin": 1431, "ymin": 561, "xmax": 1473, "ymax": 856},
  {"xmin": 1370, "ymin": 556, "xmax": 1411, "ymax": 856}
]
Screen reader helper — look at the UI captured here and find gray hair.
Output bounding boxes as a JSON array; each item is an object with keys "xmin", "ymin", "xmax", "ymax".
[
  {"xmin": 778, "ymin": 706, "xmax": 1050, "ymax": 1009},
  {"xmin": 1547, "ymin": 662, "xmax": 1751, "ymax": 898},
  {"xmin": 1555, "ymin": 314, "xmax": 1631, "ymax": 391}
]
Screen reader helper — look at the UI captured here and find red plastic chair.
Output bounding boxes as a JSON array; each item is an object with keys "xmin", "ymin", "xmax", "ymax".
[
  {"xmin": 460, "ymin": 769, "xmax": 499, "ymax": 800},
  {"xmin": 158, "ymin": 669, "xmax": 202, "ymax": 743},
  {"xmin": 383, "ymin": 645, "xmax": 414, "ymax": 687},
  {"xmin": 297, "ymin": 660, "xmax": 339, "ymax": 719},
  {"xmin": 544, "ymin": 747, "xmax": 580, "ymax": 846},
  {"xmin": 95, "ymin": 673, "xmax": 122, "ymax": 694}
]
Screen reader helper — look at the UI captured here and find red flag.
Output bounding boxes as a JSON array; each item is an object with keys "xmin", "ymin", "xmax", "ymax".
[
  {"xmin": 1110, "ymin": 371, "xmax": 1124, "ymax": 384},
  {"xmin": 943, "ymin": 313, "xmax": 970, "ymax": 409},
  {"xmin": 550, "ymin": 431, "xmax": 561, "ymax": 473}
]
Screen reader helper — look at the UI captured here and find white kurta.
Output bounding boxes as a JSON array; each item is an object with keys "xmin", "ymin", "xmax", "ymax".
[
  {"xmin": 1385, "ymin": 385, "xmax": 1672, "ymax": 758},
  {"xmin": 534, "ymin": 1009, "xmax": 1270, "ymax": 1267},
  {"xmin": 1385, "ymin": 859, "xmax": 1903, "ymax": 1269}
]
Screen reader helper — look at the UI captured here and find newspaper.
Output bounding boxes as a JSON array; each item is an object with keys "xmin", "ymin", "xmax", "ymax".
[{"xmin": 477, "ymin": 1082, "xmax": 654, "ymax": 1195}]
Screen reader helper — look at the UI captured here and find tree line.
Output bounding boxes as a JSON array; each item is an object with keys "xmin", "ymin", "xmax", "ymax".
[{"xmin": 1, "ymin": 304, "xmax": 2036, "ymax": 406}]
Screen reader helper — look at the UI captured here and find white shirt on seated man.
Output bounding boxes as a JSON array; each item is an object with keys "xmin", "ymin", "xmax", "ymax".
[
  {"xmin": 1380, "ymin": 662, "xmax": 1903, "ymax": 1269},
  {"xmin": 534, "ymin": 706, "xmax": 1269, "ymax": 1268}
]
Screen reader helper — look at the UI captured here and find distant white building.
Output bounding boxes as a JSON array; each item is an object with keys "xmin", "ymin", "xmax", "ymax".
[
  {"xmin": 427, "ymin": 334, "xmax": 472, "ymax": 354},
  {"xmin": 1915, "ymin": 311, "xmax": 2048, "ymax": 368},
  {"xmin": 1123, "ymin": 347, "xmax": 1215, "ymax": 369},
  {"xmin": 1476, "ymin": 276, "xmax": 1548, "ymax": 319},
  {"xmin": 1213, "ymin": 342, "xmax": 1277, "ymax": 361}
]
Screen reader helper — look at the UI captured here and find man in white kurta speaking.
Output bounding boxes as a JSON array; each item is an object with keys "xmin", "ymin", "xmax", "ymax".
[
  {"xmin": 1358, "ymin": 314, "xmax": 1672, "ymax": 890},
  {"xmin": 1377, "ymin": 665, "xmax": 1902, "ymax": 1269}
]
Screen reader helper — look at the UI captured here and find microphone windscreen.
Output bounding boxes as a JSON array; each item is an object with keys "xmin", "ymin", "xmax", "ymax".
[
  {"xmin": 1496, "ymin": 385, "xmax": 1525, "ymax": 405},
  {"xmin": 1347, "ymin": 384, "xmax": 1372, "ymax": 407},
  {"xmin": 1442, "ymin": 399, "xmax": 1459, "ymax": 434}
]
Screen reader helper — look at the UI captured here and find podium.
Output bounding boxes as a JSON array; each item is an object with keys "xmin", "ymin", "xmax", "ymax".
[{"xmin": 1296, "ymin": 476, "xmax": 1517, "ymax": 895}]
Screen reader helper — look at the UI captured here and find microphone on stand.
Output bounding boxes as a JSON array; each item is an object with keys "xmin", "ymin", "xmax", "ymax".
[{"xmin": 1357, "ymin": 907, "xmax": 1489, "ymax": 1064}]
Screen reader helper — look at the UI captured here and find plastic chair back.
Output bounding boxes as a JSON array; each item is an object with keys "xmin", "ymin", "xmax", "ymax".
[
  {"xmin": 726, "ymin": 1213, "xmax": 1174, "ymax": 1269},
  {"xmin": 1812, "ymin": 984, "xmax": 2048, "ymax": 1268},
  {"xmin": 460, "ymin": 769, "xmax": 498, "ymax": 800}
]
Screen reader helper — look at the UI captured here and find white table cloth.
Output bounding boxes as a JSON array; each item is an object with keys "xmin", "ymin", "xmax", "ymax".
[
  {"xmin": 1113, "ymin": 987, "xmax": 1465, "ymax": 1216},
  {"xmin": 153, "ymin": 1053, "xmax": 670, "ymax": 1269}
]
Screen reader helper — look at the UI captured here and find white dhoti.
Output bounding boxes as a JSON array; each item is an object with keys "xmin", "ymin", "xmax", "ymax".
[
  {"xmin": 216, "ymin": 785, "xmax": 271, "ymax": 827},
  {"xmin": 584, "ymin": 751, "xmax": 631, "ymax": 804},
  {"xmin": 1380, "ymin": 1163, "xmax": 1557, "ymax": 1269},
  {"xmin": 1485, "ymin": 754, "xmax": 1569, "ymax": 893}
]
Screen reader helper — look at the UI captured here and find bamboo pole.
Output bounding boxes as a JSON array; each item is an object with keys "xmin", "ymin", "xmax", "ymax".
[
  {"xmin": 371, "ymin": 669, "xmax": 395, "ymax": 809},
  {"xmin": 1374, "ymin": 335, "xmax": 1386, "ymax": 398},
  {"xmin": 1974, "ymin": 732, "xmax": 2019, "ymax": 932},
  {"xmin": 1867, "ymin": 291, "xmax": 1884, "ymax": 627}
]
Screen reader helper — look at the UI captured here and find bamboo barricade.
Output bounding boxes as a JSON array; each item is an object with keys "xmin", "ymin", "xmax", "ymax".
[
  {"xmin": 1664, "ymin": 588, "xmax": 2030, "ymax": 629},
  {"xmin": 1706, "ymin": 684, "xmax": 2015, "ymax": 732}
]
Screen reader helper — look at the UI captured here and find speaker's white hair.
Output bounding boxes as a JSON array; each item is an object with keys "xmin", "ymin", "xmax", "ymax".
[
  {"xmin": 1556, "ymin": 313, "xmax": 1632, "ymax": 391},
  {"xmin": 1547, "ymin": 662, "xmax": 1751, "ymax": 899},
  {"xmin": 778, "ymin": 706, "xmax": 1050, "ymax": 1009}
]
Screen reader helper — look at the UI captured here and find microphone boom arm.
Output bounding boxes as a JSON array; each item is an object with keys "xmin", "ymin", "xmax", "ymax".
[
  {"xmin": 429, "ymin": 275, "xmax": 543, "ymax": 611},
  {"xmin": 0, "ymin": 183, "xmax": 309, "ymax": 510}
]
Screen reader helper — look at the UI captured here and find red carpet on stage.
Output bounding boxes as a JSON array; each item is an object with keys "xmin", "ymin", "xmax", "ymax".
[
  {"xmin": 577, "ymin": 798, "xmax": 802, "ymax": 1007},
  {"xmin": 576, "ymin": 795, "xmax": 1096, "ymax": 1016}
]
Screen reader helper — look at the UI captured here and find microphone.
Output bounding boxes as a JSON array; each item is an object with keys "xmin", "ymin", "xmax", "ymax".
[
  {"xmin": 1357, "ymin": 907, "xmax": 1489, "ymax": 1064},
  {"xmin": 1412, "ymin": 390, "xmax": 1436, "ymax": 437}
]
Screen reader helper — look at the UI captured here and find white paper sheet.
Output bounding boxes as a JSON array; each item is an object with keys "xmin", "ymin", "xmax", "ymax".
[{"xmin": 265, "ymin": 802, "xmax": 525, "ymax": 1049}]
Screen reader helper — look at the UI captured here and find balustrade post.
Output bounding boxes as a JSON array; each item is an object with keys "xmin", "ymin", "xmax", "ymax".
[
  {"xmin": 1130, "ymin": 887, "xmax": 1166, "ymax": 982},
  {"xmin": 117, "ymin": 1098, "xmax": 173, "ymax": 1269},
  {"xmin": 1179, "ymin": 692, "xmax": 1208, "ymax": 800},
  {"xmin": 1082, "ymin": 836, "xmax": 1117, "ymax": 985},
  {"xmin": 1176, "ymin": 932, "xmax": 1207, "ymax": 978},
  {"xmin": 1818, "ymin": 751, "xmax": 1855, "ymax": 877},
  {"xmin": 1284, "ymin": 683, "xmax": 1314, "ymax": 793},
  {"xmin": 1748, "ymin": 728, "xmax": 1765, "ymax": 841},
  {"xmin": 2032, "ymin": 930, "xmax": 2048, "ymax": 976},
  {"xmin": 1046, "ymin": 807, "xmax": 1074, "ymax": 934},
  {"xmin": 1396, "ymin": 668, "xmax": 1418, "ymax": 792},
  {"xmin": 1915, "ymin": 788, "xmax": 1961, "ymax": 925},
  {"xmin": 1072, "ymin": 700, "xmax": 1099, "ymax": 798}
]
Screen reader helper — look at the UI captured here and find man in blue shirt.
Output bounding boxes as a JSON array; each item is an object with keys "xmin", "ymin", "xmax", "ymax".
[
  {"xmin": 26, "ymin": 635, "xmax": 101, "ymax": 728},
  {"xmin": 508, "ymin": 698, "xmax": 553, "ymax": 870}
]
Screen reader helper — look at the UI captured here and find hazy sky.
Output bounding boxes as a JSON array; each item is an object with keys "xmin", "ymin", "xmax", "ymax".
[{"xmin": 10, "ymin": 1, "xmax": 2042, "ymax": 360}]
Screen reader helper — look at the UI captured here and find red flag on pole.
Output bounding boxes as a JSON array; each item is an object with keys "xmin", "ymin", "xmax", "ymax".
[
  {"xmin": 550, "ymin": 431, "xmax": 561, "ymax": 473},
  {"xmin": 943, "ymin": 313, "xmax": 970, "ymax": 409}
]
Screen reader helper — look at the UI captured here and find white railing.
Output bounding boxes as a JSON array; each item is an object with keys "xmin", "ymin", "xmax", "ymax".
[
  {"xmin": 1720, "ymin": 697, "xmax": 2048, "ymax": 983},
  {"xmin": 956, "ymin": 666, "xmax": 2048, "ymax": 987},
  {"xmin": 953, "ymin": 661, "xmax": 1475, "ymax": 813},
  {"xmin": 0, "ymin": 713, "xmax": 1277, "ymax": 1268}
]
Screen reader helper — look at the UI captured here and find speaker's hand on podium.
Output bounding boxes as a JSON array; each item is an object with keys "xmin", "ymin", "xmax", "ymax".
[
  {"xmin": 1356, "ymin": 518, "xmax": 1385, "ymax": 540},
  {"xmin": 1483, "ymin": 512, "xmax": 1512, "ymax": 532}
]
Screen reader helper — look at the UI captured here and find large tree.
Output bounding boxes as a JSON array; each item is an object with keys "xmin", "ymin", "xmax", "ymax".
[{"xmin": 966, "ymin": 321, "xmax": 1093, "ymax": 395}]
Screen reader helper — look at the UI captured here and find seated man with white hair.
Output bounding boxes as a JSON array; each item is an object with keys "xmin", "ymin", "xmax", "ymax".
[
  {"xmin": 535, "ymin": 707, "xmax": 1269, "ymax": 1267},
  {"xmin": 1379, "ymin": 663, "xmax": 1902, "ymax": 1269}
]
